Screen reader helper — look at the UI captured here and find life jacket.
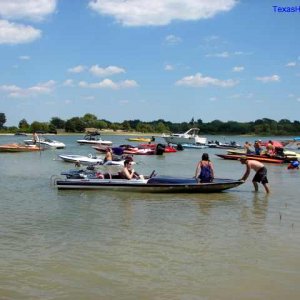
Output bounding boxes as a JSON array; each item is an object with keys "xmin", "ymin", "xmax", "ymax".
[{"xmin": 199, "ymin": 162, "xmax": 213, "ymax": 182}]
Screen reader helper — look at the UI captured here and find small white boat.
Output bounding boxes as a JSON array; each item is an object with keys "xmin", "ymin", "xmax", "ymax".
[
  {"xmin": 24, "ymin": 137, "xmax": 65, "ymax": 149},
  {"xmin": 182, "ymin": 143, "xmax": 208, "ymax": 149},
  {"xmin": 162, "ymin": 128, "xmax": 207, "ymax": 145},
  {"xmin": 77, "ymin": 133, "xmax": 112, "ymax": 145},
  {"xmin": 59, "ymin": 154, "xmax": 126, "ymax": 166}
]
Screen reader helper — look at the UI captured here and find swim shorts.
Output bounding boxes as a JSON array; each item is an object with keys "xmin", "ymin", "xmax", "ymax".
[{"xmin": 253, "ymin": 167, "xmax": 268, "ymax": 184}]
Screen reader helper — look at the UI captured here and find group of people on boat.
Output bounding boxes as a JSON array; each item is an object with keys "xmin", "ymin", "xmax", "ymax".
[
  {"xmin": 244, "ymin": 140, "xmax": 281, "ymax": 157},
  {"xmin": 74, "ymin": 138, "xmax": 272, "ymax": 194}
]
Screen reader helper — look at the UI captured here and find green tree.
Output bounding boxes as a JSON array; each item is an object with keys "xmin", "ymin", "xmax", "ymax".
[
  {"xmin": 0, "ymin": 113, "xmax": 6, "ymax": 128},
  {"xmin": 65, "ymin": 117, "xmax": 85, "ymax": 132},
  {"xmin": 96, "ymin": 120, "xmax": 108, "ymax": 129},
  {"xmin": 82, "ymin": 113, "xmax": 98, "ymax": 127},
  {"xmin": 121, "ymin": 121, "xmax": 132, "ymax": 131},
  {"xmin": 50, "ymin": 117, "xmax": 65, "ymax": 129},
  {"xmin": 155, "ymin": 121, "xmax": 169, "ymax": 133},
  {"xmin": 18, "ymin": 118, "xmax": 29, "ymax": 130},
  {"xmin": 30, "ymin": 121, "xmax": 49, "ymax": 133}
]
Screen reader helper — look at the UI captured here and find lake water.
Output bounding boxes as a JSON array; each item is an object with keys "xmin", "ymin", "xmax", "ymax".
[{"xmin": 0, "ymin": 134, "xmax": 299, "ymax": 300}]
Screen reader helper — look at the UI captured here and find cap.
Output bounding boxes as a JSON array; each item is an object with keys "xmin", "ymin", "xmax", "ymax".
[{"xmin": 238, "ymin": 156, "xmax": 248, "ymax": 161}]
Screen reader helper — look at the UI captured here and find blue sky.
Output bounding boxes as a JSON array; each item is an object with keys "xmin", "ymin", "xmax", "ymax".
[{"xmin": 0, "ymin": 0, "xmax": 299, "ymax": 126}]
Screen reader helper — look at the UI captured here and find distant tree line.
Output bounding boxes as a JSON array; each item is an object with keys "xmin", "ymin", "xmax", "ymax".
[{"xmin": 0, "ymin": 112, "xmax": 300, "ymax": 136}]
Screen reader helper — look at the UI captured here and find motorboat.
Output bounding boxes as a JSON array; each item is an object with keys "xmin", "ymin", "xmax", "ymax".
[
  {"xmin": 0, "ymin": 143, "xmax": 43, "ymax": 152},
  {"xmin": 58, "ymin": 154, "xmax": 126, "ymax": 166},
  {"xmin": 24, "ymin": 137, "xmax": 65, "ymax": 149},
  {"xmin": 122, "ymin": 147, "xmax": 155, "ymax": 155},
  {"xmin": 181, "ymin": 143, "xmax": 208, "ymax": 149},
  {"xmin": 94, "ymin": 143, "xmax": 171, "ymax": 155},
  {"xmin": 53, "ymin": 169, "xmax": 243, "ymax": 192},
  {"xmin": 14, "ymin": 132, "xmax": 28, "ymax": 136},
  {"xmin": 215, "ymin": 153, "xmax": 292, "ymax": 164},
  {"xmin": 227, "ymin": 149, "xmax": 300, "ymax": 160},
  {"xmin": 77, "ymin": 133, "xmax": 112, "ymax": 146},
  {"xmin": 162, "ymin": 128, "xmax": 207, "ymax": 145},
  {"xmin": 138, "ymin": 143, "xmax": 177, "ymax": 153},
  {"xmin": 207, "ymin": 141, "xmax": 242, "ymax": 149}
]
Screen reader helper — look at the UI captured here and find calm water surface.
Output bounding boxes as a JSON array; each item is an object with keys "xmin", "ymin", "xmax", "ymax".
[{"xmin": 0, "ymin": 135, "xmax": 299, "ymax": 300}]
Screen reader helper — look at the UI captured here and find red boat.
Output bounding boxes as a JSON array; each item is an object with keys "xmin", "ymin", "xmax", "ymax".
[
  {"xmin": 0, "ymin": 143, "xmax": 44, "ymax": 152},
  {"xmin": 139, "ymin": 143, "xmax": 177, "ymax": 153},
  {"xmin": 215, "ymin": 153, "xmax": 286, "ymax": 164}
]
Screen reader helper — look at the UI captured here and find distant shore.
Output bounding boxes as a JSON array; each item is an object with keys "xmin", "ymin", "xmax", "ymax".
[{"xmin": 0, "ymin": 131, "xmax": 160, "ymax": 137}]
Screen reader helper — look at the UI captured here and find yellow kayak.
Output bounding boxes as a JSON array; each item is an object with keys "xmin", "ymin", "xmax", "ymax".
[{"xmin": 127, "ymin": 137, "xmax": 151, "ymax": 143}]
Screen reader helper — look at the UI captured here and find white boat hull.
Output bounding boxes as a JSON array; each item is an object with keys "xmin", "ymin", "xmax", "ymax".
[
  {"xmin": 162, "ymin": 128, "xmax": 207, "ymax": 145},
  {"xmin": 77, "ymin": 140, "xmax": 112, "ymax": 145},
  {"xmin": 24, "ymin": 139, "xmax": 65, "ymax": 149},
  {"xmin": 163, "ymin": 136, "xmax": 207, "ymax": 145}
]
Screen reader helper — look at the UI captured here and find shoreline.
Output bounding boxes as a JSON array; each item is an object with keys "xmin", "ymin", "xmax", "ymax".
[{"xmin": 0, "ymin": 131, "xmax": 161, "ymax": 137}]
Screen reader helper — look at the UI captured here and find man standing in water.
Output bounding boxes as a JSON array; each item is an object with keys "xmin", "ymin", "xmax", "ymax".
[{"xmin": 239, "ymin": 157, "xmax": 270, "ymax": 193}]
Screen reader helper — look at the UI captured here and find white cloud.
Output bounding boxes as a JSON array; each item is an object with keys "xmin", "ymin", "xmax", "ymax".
[
  {"xmin": 63, "ymin": 79, "xmax": 74, "ymax": 87},
  {"xmin": 232, "ymin": 66, "xmax": 244, "ymax": 72},
  {"xmin": 0, "ymin": 84, "xmax": 21, "ymax": 93},
  {"xmin": 0, "ymin": 0, "xmax": 57, "ymax": 21},
  {"xmin": 206, "ymin": 51, "xmax": 229, "ymax": 58},
  {"xmin": 0, "ymin": 20, "xmax": 41, "ymax": 44},
  {"xmin": 0, "ymin": 80, "xmax": 55, "ymax": 97},
  {"xmin": 68, "ymin": 65, "xmax": 86, "ymax": 73},
  {"xmin": 89, "ymin": 65, "xmax": 125, "ymax": 77},
  {"xmin": 83, "ymin": 96, "xmax": 96, "ymax": 100},
  {"xmin": 164, "ymin": 64, "xmax": 174, "ymax": 71},
  {"xmin": 176, "ymin": 73, "xmax": 238, "ymax": 88},
  {"xmin": 79, "ymin": 79, "xmax": 138, "ymax": 89},
  {"xmin": 88, "ymin": 0, "xmax": 237, "ymax": 26},
  {"xmin": 286, "ymin": 62, "xmax": 296, "ymax": 67},
  {"xmin": 19, "ymin": 55, "xmax": 30, "ymax": 60},
  {"xmin": 256, "ymin": 75, "xmax": 280, "ymax": 83},
  {"xmin": 206, "ymin": 51, "xmax": 252, "ymax": 58},
  {"xmin": 165, "ymin": 34, "xmax": 182, "ymax": 45}
]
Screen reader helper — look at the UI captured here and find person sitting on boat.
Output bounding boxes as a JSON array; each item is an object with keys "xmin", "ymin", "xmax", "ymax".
[
  {"xmin": 243, "ymin": 141, "xmax": 253, "ymax": 154},
  {"xmin": 266, "ymin": 140, "xmax": 275, "ymax": 156},
  {"xmin": 239, "ymin": 156, "xmax": 270, "ymax": 193},
  {"xmin": 103, "ymin": 147, "xmax": 113, "ymax": 163},
  {"xmin": 254, "ymin": 140, "xmax": 262, "ymax": 155},
  {"xmin": 120, "ymin": 159, "xmax": 144, "ymax": 180},
  {"xmin": 148, "ymin": 136, "xmax": 155, "ymax": 144},
  {"xmin": 194, "ymin": 153, "xmax": 214, "ymax": 183}
]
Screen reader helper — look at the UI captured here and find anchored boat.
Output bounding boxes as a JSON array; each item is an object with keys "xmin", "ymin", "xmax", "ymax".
[
  {"xmin": 53, "ymin": 169, "xmax": 243, "ymax": 193},
  {"xmin": 162, "ymin": 128, "xmax": 207, "ymax": 145}
]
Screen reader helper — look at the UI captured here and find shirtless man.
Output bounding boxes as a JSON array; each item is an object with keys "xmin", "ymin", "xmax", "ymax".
[
  {"xmin": 239, "ymin": 157, "xmax": 270, "ymax": 193},
  {"xmin": 104, "ymin": 147, "xmax": 113, "ymax": 163},
  {"xmin": 120, "ymin": 159, "xmax": 144, "ymax": 180}
]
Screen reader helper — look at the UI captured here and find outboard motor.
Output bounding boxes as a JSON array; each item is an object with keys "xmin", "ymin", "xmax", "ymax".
[
  {"xmin": 176, "ymin": 144, "xmax": 184, "ymax": 151},
  {"xmin": 156, "ymin": 143, "xmax": 165, "ymax": 155},
  {"xmin": 112, "ymin": 147, "xmax": 124, "ymax": 156},
  {"xmin": 275, "ymin": 147, "xmax": 284, "ymax": 157}
]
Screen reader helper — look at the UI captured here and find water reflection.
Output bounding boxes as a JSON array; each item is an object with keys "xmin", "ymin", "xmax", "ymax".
[{"xmin": 252, "ymin": 193, "xmax": 269, "ymax": 222}]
